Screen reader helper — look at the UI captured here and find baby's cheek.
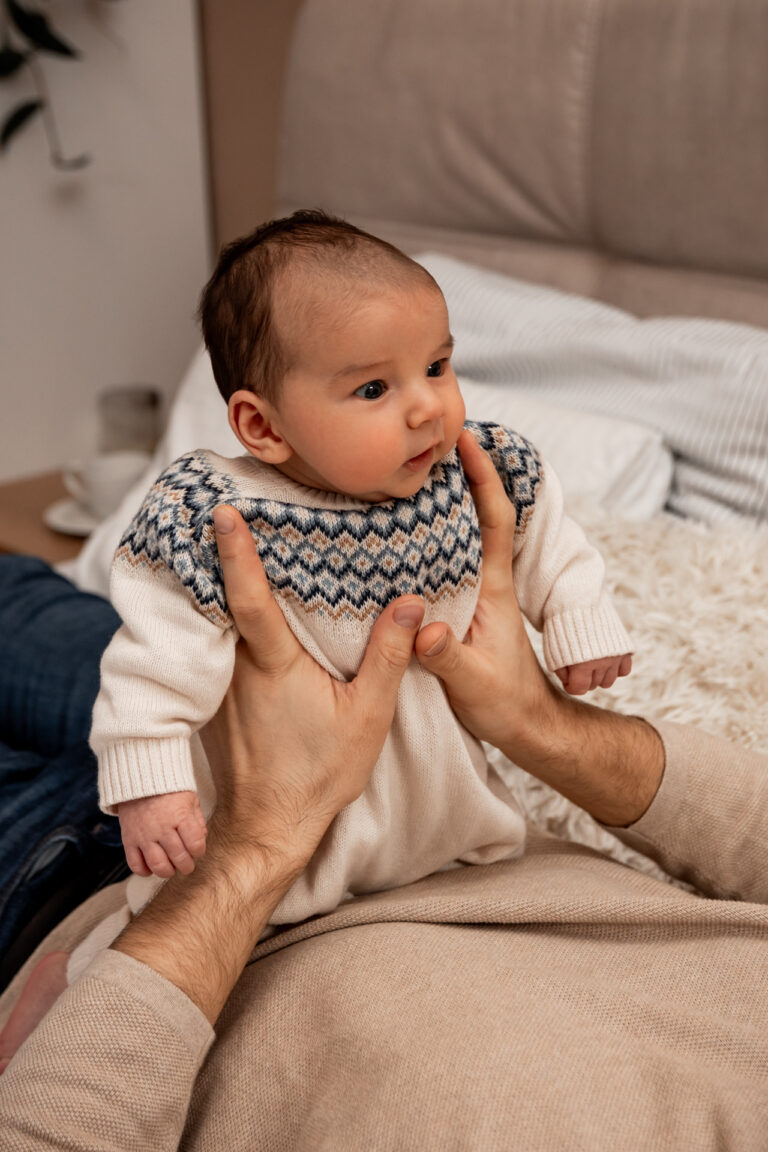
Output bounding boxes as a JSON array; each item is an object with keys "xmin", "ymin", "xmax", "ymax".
[{"xmin": 338, "ymin": 439, "xmax": 403, "ymax": 492}]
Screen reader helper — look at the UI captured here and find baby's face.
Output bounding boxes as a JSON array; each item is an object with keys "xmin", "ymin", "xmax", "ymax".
[{"xmin": 269, "ymin": 280, "xmax": 465, "ymax": 502}]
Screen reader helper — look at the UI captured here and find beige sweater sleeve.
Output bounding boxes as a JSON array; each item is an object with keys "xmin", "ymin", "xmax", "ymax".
[
  {"xmin": 91, "ymin": 558, "xmax": 236, "ymax": 814},
  {"xmin": 0, "ymin": 949, "xmax": 211, "ymax": 1147},
  {"xmin": 0, "ymin": 951, "xmax": 214, "ymax": 1151},
  {"xmin": 512, "ymin": 462, "xmax": 633, "ymax": 669},
  {"xmin": 608, "ymin": 720, "xmax": 768, "ymax": 904}
]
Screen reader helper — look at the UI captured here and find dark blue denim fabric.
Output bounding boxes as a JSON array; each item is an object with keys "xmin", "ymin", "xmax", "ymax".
[
  {"xmin": 0, "ymin": 556, "xmax": 120, "ymax": 758},
  {"xmin": 0, "ymin": 741, "xmax": 125, "ymax": 969},
  {"xmin": 0, "ymin": 557, "xmax": 126, "ymax": 985}
]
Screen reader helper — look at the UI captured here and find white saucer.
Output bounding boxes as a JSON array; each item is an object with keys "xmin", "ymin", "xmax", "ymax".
[{"xmin": 43, "ymin": 497, "xmax": 100, "ymax": 537}]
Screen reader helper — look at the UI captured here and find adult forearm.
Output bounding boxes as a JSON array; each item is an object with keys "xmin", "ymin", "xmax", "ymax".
[
  {"xmin": 502, "ymin": 682, "xmax": 665, "ymax": 827},
  {"xmin": 111, "ymin": 820, "xmax": 318, "ymax": 1025}
]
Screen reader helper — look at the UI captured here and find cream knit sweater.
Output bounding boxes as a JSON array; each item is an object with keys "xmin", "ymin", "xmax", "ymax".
[{"xmin": 90, "ymin": 420, "xmax": 631, "ymax": 923}]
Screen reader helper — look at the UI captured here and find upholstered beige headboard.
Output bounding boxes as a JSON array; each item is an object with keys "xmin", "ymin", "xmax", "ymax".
[{"xmin": 199, "ymin": 0, "xmax": 768, "ymax": 328}]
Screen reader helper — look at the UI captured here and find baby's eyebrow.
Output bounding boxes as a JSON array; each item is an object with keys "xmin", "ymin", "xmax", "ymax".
[
  {"xmin": 331, "ymin": 335, "xmax": 454, "ymax": 381},
  {"xmin": 332, "ymin": 360, "xmax": 390, "ymax": 380}
]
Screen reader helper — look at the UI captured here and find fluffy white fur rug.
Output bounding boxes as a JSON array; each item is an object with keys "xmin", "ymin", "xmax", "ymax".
[{"xmin": 490, "ymin": 507, "xmax": 768, "ymax": 887}]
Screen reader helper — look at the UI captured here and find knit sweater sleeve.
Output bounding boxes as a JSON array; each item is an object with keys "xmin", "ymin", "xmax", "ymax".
[
  {"xmin": 0, "ymin": 950, "xmax": 213, "ymax": 1151},
  {"xmin": 608, "ymin": 721, "xmax": 768, "ymax": 903},
  {"xmin": 90, "ymin": 451, "xmax": 238, "ymax": 814},
  {"xmin": 466, "ymin": 421, "xmax": 633, "ymax": 671}
]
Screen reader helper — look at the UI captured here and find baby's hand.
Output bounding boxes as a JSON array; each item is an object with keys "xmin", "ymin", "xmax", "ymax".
[
  {"xmin": 117, "ymin": 790, "xmax": 207, "ymax": 878},
  {"xmin": 555, "ymin": 654, "xmax": 632, "ymax": 696}
]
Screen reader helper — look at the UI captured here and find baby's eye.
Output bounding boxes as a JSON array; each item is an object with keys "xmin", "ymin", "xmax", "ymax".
[
  {"xmin": 355, "ymin": 380, "xmax": 387, "ymax": 400},
  {"xmin": 426, "ymin": 360, "xmax": 443, "ymax": 378}
]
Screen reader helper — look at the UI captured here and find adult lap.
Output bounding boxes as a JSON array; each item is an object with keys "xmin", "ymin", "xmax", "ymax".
[{"xmin": 183, "ymin": 847, "xmax": 768, "ymax": 1150}]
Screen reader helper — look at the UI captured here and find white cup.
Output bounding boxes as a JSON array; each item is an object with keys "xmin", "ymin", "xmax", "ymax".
[{"xmin": 63, "ymin": 451, "xmax": 151, "ymax": 522}]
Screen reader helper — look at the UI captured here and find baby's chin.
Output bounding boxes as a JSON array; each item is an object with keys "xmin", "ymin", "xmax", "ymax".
[
  {"xmin": 343, "ymin": 472, "xmax": 433, "ymax": 504},
  {"xmin": 366, "ymin": 448, "xmax": 457, "ymax": 503}
]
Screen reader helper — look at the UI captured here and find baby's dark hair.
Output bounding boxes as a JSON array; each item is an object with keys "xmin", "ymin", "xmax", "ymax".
[{"xmin": 198, "ymin": 208, "xmax": 436, "ymax": 405}]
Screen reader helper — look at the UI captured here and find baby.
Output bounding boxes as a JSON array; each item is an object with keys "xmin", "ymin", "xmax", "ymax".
[{"xmin": 90, "ymin": 210, "xmax": 632, "ymax": 930}]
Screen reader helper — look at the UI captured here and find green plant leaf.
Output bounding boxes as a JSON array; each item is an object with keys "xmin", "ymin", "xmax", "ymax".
[
  {"xmin": 8, "ymin": 1, "xmax": 79, "ymax": 57},
  {"xmin": 0, "ymin": 45, "xmax": 27, "ymax": 77},
  {"xmin": 0, "ymin": 97, "xmax": 43, "ymax": 149}
]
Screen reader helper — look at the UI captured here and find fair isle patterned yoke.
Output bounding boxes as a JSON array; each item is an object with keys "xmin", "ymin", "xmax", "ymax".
[{"xmin": 115, "ymin": 421, "xmax": 542, "ymax": 628}]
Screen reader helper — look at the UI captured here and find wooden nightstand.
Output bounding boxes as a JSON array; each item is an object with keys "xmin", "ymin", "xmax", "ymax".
[{"xmin": 0, "ymin": 472, "xmax": 87, "ymax": 565}]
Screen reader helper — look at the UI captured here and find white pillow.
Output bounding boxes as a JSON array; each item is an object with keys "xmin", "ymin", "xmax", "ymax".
[
  {"xmin": 69, "ymin": 348, "xmax": 671, "ymax": 598},
  {"xmin": 460, "ymin": 378, "xmax": 673, "ymax": 520},
  {"xmin": 420, "ymin": 252, "xmax": 768, "ymax": 527}
]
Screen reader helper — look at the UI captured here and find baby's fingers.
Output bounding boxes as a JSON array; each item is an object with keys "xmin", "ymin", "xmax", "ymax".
[
  {"xmin": 564, "ymin": 666, "xmax": 592, "ymax": 696},
  {"xmin": 595, "ymin": 654, "xmax": 632, "ymax": 690},
  {"xmin": 178, "ymin": 813, "xmax": 208, "ymax": 860},
  {"xmin": 125, "ymin": 845, "xmax": 152, "ymax": 877},
  {"xmin": 142, "ymin": 841, "xmax": 178, "ymax": 879},
  {"xmin": 158, "ymin": 829, "xmax": 198, "ymax": 876}
]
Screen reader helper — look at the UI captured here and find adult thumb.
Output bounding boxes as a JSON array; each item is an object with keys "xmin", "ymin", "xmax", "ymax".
[
  {"xmin": 356, "ymin": 596, "xmax": 425, "ymax": 707},
  {"xmin": 414, "ymin": 622, "xmax": 465, "ymax": 685}
]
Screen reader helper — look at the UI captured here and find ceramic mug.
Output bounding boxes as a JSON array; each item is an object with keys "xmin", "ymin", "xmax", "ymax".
[{"xmin": 63, "ymin": 451, "xmax": 151, "ymax": 522}]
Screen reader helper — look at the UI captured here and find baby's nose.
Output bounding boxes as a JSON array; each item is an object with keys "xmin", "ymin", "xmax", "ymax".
[{"xmin": 407, "ymin": 381, "xmax": 443, "ymax": 425}]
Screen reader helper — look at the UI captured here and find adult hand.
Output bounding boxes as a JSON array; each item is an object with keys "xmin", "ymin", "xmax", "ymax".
[
  {"xmin": 414, "ymin": 430, "xmax": 664, "ymax": 827},
  {"xmin": 201, "ymin": 504, "xmax": 426, "ymax": 862},
  {"xmin": 415, "ymin": 430, "xmax": 552, "ymax": 752},
  {"xmin": 113, "ymin": 505, "xmax": 425, "ymax": 1023}
]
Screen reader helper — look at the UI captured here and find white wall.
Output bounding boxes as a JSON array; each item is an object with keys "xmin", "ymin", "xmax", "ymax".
[{"xmin": 0, "ymin": 0, "xmax": 210, "ymax": 482}]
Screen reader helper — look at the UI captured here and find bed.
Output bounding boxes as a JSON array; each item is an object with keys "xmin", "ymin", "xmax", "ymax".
[{"xmin": 64, "ymin": 0, "xmax": 768, "ymax": 881}]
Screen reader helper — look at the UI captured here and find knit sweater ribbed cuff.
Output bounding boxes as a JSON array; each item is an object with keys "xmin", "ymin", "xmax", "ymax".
[
  {"xmin": 97, "ymin": 736, "xmax": 197, "ymax": 814},
  {"xmin": 542, "ymin": 598, "xmax": 634, "ymax": 671}
]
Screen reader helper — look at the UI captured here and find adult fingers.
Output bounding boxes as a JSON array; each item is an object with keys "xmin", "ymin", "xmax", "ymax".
[
  {"xmin": 354, "ymin": 596, "xmax": 425, "ymax": 716},
  {"xmin": 213, "ymin": 505, "xmax": 299, "ymax": 672},
  {"xmin": 456, "ymin": 431, "xmax": 516, "ymax": 598},
  {"xmin": 619, "ymin": 654, "xmax": 633, "ymax": 677}
]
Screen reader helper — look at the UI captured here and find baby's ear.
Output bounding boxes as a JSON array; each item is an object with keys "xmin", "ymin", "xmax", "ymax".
[{"xmin": 228, "ymin": 390, "xmax": 293, "ymax": 463}]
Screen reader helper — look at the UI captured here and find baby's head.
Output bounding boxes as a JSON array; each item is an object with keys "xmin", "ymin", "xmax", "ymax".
[{"xmin": 198, "ymin": 209, "xmax": 465, "ymax": 502}]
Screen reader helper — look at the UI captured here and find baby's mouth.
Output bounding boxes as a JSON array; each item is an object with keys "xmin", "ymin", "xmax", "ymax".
[{"xmin": 404, "ymin": 446, "xmax": 435, "ymax": 471}]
